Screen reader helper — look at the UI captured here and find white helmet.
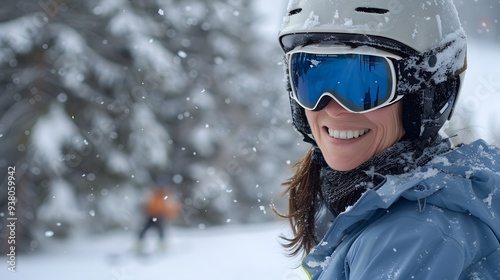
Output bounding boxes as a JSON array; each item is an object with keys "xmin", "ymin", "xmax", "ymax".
[{"xmin": 279, "ymin": 0, "xmax": 467, "ymax": 145}]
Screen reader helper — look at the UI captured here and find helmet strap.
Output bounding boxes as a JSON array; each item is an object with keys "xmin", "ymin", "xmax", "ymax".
[{"xmin": 402, "ymin": 76, "xmax": 459, "ymax": 146}]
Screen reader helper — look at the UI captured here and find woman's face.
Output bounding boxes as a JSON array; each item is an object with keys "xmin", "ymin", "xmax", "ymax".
[{"xmin": 305, "ymin": 99, "xmax": 405, "ymax": 171}]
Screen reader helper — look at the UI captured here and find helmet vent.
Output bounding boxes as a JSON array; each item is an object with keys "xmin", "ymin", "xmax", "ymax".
[
  {"xmin": 355, "ymin": 7, "xmax": 389, "ymax": 14},
  {"xmin": 288, "ymin": 8, "xmax": 302, "ymax": 16}
]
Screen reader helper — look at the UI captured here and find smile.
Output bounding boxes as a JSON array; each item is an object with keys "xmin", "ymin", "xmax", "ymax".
[{"xmin": 328, "ymin": 128, "xmax": 370, "ymax": 140}]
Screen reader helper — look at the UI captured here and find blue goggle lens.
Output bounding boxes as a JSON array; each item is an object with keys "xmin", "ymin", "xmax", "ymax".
[{"xmin": 289, "ymin": 52, "xmax": 396, "ymax": 112}]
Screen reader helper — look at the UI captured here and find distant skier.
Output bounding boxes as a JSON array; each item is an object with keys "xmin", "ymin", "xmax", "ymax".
[{"xmin": 137, "ymin": 187, "xmax": 181, "ymax": 253}]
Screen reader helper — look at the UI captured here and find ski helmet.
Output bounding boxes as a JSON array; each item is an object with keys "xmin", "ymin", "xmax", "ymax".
[{"xmin": 279, "ymin": 0, "xmax": 467, "ymax": 146}]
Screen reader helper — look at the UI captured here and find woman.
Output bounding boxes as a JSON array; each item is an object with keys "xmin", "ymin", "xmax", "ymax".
[{"xmin": 278, "ymin": 0, "xmax": 500, "ymax": 279}]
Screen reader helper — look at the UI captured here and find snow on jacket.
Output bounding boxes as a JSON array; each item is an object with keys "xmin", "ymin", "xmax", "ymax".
[{"xmin": 303, "ymin": 139, "xmax": 500, "ymax": 280}]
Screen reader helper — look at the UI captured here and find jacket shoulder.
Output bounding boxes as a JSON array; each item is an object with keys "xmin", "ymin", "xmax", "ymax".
[
  {"xmin": 430, "ymin": 139, "xmax": 500, "ymax": 173},
  {"xmin": 346, "ymin": 199, "xmax": 494, "ymax": 279}
]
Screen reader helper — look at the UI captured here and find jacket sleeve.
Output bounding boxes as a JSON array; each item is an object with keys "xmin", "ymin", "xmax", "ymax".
[{"xmin": 345, "ymin": 203, "xmax": 466, "ymax": 279}]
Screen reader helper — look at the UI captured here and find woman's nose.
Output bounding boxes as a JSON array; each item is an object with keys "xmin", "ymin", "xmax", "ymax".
[{"xmin": 322, "ymin": 97, "xmax": 350, "ymax": 117}]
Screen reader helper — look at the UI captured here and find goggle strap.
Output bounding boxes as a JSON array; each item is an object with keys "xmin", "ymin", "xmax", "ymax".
[{"xmin": 396, "ymin": 30, "xmax": 467, "ymax": 95}]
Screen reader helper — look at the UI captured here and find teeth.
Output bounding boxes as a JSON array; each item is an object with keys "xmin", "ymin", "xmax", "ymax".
[{"xmin": 328, "ymin": 128, "xmax": 369, "ymax": 140}]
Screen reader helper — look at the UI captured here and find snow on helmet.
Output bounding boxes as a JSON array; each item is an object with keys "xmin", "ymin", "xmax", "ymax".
[{"xmin": 279, "ymin": 0, "xmax": 467, "ymax": 146}]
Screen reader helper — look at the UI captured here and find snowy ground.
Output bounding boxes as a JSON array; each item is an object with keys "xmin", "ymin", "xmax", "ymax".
[{"xmin": 1, "ymin": 222, "xmax": 307, "ymax": 280}]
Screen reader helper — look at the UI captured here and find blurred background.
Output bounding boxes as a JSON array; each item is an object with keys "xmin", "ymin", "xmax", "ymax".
[{"xmin": 0, "ymin": 0, "xmax": 498, "ymax": 279}]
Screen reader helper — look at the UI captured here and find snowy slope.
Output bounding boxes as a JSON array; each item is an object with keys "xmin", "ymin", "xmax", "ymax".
[{"xmin": 1, "ymin": 222, "xmax": 306, "ymax": 280}]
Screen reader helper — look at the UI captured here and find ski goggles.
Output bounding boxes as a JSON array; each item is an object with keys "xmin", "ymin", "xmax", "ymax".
[{"xmin": 287, "ymin": 45, "xmax": 403, "ymax": 113}]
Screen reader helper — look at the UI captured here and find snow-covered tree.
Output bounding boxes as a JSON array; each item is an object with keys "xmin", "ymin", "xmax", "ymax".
[{"xmin": 0, "ymin": 0, "xmax": 298, "ymax": 253}]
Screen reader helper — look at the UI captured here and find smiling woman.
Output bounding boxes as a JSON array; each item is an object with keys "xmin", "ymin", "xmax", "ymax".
[
  {"xmin": 305, "ymin": 98, "xmax": 404, "ymax": 171},
  {"xmin": 276, "ymin": 0, "xmax": 500, "ymax": 279}
]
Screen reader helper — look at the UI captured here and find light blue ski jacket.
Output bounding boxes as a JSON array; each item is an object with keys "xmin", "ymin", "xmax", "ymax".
[{"xmin": 303, "ymin": 140, "xmax": 500, "ymax": 279}]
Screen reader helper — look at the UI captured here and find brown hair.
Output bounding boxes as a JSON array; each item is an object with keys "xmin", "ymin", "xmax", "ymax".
[{"xmin": 277, "ymin": 147, "xmax": 322, "ymax": 257}]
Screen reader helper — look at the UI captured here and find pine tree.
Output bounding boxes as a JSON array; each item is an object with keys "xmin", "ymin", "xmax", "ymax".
[{"xmin": 0, "ymin": 0, "xmax": 297, "ymax": 253}]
